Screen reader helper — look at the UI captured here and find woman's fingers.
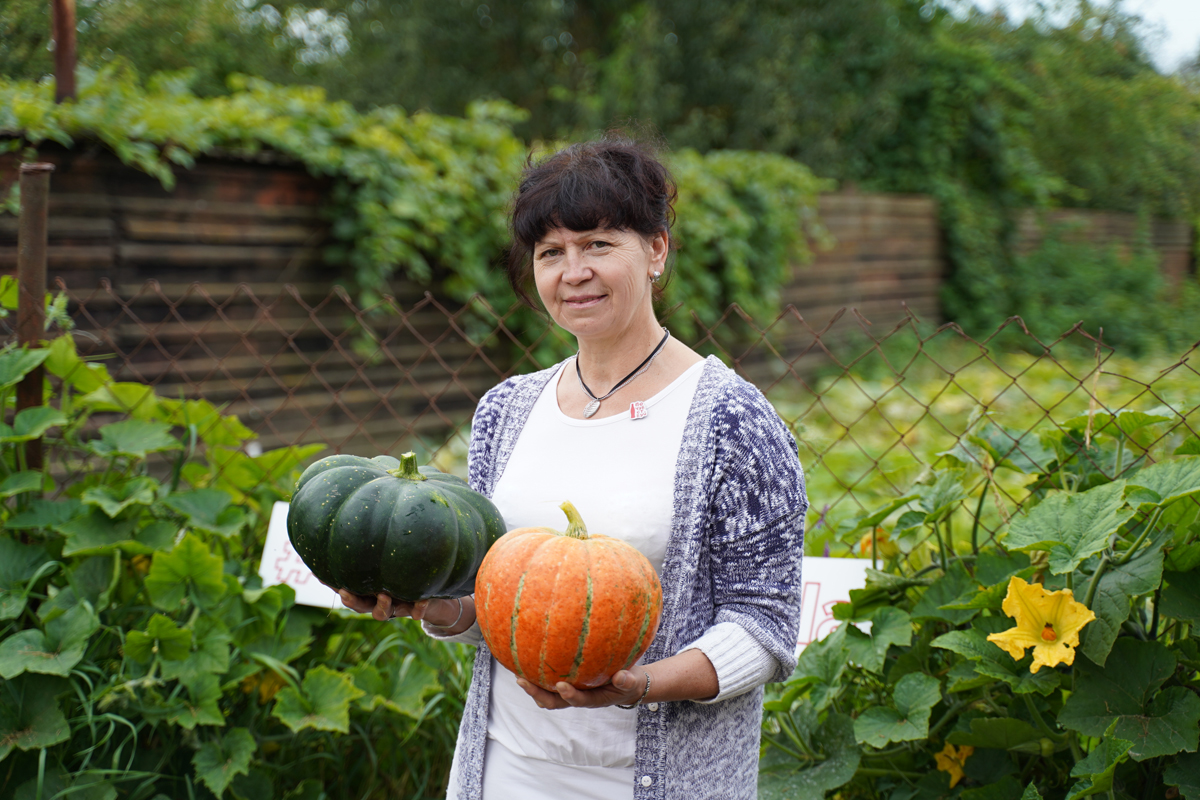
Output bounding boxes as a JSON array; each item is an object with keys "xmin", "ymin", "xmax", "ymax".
[
  {"xmin": 515, "ymin": 678, "xmax": 570, "ymax": 710},
  {"xmin": 337, "ymin": 589, "xmax": 376, "ymax": 614},
  {"xmin": 514, "ymin": 670, "xmax": 643, "ymax": 710}
]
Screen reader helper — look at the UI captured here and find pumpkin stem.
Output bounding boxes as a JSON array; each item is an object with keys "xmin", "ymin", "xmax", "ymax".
[
  {"xmin": 559, "ymin": 501, "xmax": 589, "ymax": 539},
  {"xmin": 389, "ymin": 451, "xmax": 427, "ymax": 481}
]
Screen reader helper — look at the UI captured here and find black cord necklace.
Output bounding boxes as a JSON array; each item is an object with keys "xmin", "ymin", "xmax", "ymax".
[{"xmin": 575, "ymin": 327, "xmax": 670, "ymax": 418}]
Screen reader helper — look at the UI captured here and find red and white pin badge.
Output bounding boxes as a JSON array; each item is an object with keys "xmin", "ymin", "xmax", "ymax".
[{"xmin": 629, "ymin": 401, "xmax": 648, "ymax": 420}]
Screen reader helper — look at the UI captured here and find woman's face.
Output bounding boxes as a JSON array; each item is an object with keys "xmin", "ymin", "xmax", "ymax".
[{"xmin": 532, "ymin": 226, "xmax": 668, "ymax": 343}]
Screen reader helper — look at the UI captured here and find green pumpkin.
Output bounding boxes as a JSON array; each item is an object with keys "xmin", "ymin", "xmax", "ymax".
[{"xmin": 287, "ymin": 452, "xmax": 505, "ymax": 600}]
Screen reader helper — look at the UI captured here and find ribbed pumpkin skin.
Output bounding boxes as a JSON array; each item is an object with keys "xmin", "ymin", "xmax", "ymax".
[
  {"xmin": 475, "ymin": 507, "xmax": 663, "ymax": 691},
  {"xmin": 287, "ymin": 453, "xmax": 505, "ymax": 600}
]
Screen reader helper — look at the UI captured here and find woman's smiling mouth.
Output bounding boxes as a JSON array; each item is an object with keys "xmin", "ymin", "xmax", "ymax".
[{"xmin": 564, "ymin": 294, "xmax": 606, "ymax": 308}]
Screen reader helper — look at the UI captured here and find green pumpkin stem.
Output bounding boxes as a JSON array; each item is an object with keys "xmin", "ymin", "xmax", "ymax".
[
  {"xmin": 559, "ymin": 501, "xmax": 589, "ymax": 539},
  {"xmin": 390, "ymin": 451, "xmax": 427, "ymax": 481}
]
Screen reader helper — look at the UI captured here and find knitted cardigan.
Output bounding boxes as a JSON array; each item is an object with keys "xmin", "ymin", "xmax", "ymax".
[{"xmin": 448, "ymin": 355, "xmax": 807, "ymax": 800}]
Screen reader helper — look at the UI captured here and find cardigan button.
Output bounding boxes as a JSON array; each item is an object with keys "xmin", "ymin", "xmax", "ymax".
[
  {"xmin": 640, "ymin": 776, "xmax": 653, "ymax": 787},
  {"xmin": 647, "ymin": 703, "xmax": 660, "ymax": 711}
]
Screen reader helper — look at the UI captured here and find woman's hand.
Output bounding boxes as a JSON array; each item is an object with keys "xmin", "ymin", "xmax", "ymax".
[
  {"xmin": 513, "ymin": 649, "xmax": 719, "ymax": 710},
  {"xmin": 515, "ymin": 669, "xmax": 648, "ymax": 710},
  {"xmin": 334, "ymin": 589, "xmax": 465, "ymax": 628}
]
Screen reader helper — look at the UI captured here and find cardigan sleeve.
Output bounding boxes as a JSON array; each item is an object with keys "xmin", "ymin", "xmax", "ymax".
[{"xmin": 702, "ymin": 380, "xmax": 808, "ymax": 683}]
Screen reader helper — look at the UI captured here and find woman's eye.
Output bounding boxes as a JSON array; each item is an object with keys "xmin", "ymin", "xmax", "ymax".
[
  {"xmin": 537, "ymin": 249, "xmax": 560, "ymax": 259},
  {"xmin": 589, "ymin": 240, "xmax": 611, "ymax": 249}
]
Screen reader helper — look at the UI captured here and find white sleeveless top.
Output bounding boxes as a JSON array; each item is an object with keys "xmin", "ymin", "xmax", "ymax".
[{"xmin": 484, "ymin": 360, "xmax": 705, "ymax": 785}]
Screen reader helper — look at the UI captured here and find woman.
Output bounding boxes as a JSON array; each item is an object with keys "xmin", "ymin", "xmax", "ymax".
[{"xmin": 339, "ymin": 138, "xmax": 807, "ymax": 800}]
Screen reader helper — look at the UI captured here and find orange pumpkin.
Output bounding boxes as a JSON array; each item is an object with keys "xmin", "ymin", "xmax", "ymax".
[{"xmin": 474, "ymin": 501, "xmax": 663, "ymax": 691}]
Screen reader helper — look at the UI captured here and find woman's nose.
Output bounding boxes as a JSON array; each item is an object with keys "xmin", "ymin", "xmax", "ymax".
[{"xmin": 562, "ymin": 248, "xmax": 591, "ymax": 282}]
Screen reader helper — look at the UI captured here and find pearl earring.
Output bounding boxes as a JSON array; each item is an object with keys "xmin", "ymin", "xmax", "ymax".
[{"xmin": 650, "ymin": 271, "xmax": 662, "ymax": 283}]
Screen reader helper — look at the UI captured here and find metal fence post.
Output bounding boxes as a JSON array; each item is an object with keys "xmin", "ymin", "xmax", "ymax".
[{"xmin": 16, "ymin": 162, "xmax": 54, "ymax": 470}]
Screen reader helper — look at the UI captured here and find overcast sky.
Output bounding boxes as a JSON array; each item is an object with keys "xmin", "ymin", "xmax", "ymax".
[{"xmin": 969, "ymin": 0, "xmax": 1200, "ymax": 72}]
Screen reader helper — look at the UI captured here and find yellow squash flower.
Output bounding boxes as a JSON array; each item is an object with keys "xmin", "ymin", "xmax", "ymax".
[
  {"xmin": 859, "ymin": 528, "xmax": 900, "ymax": 559},
  {"xmin": 935, "ymin": 743, "xmax": 974, "ymax": 788},
  {"xmin": 987, "ymin": 576, "xmax": 1095, "ymax": 673}
]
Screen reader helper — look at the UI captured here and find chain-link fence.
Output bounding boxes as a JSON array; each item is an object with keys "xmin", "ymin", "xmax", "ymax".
[{"xmin": 47, "ymin": 279, "xmax": 1198, "ymax": 558}]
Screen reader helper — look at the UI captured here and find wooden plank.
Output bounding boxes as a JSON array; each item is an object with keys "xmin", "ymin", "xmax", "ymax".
[
  {"xmin": 117, "ymin": 242, "xmax": 323, "ymax": 266},
  {"xmin": 122, "ymin": 218, "xmax": 323, "ymax": 246},
  {"xmin": 0, "ymin": 216, "xmax": 115, "ymax": 240}
]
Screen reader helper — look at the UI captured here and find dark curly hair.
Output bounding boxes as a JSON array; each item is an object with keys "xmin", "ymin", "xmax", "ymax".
[{"xmin": 506, "ymin": 137, "xmax": 677, "ymax": 308}]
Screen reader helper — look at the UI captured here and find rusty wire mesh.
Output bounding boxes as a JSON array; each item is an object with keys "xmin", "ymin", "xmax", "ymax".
[{"xmin": 53, "ymin": 279, "xmax": 1200, "ymax": 557}]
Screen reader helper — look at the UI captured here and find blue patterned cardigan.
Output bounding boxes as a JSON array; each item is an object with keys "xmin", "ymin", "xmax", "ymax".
[{"xmin": 450, "ymin": 355, "xmax": 807, "ymax": 800}]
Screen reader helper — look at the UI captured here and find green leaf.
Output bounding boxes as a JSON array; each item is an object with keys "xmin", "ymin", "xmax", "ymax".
[
  {"xmin": 0, "ymin": 673, "xmax": 69, "ymax": 761},
  {"xmin": 0, "ymin": 537, "xmax": 52, "ymax": 620},
  {"xmin": 55, "ymin": 509, "xmax": 140, "ymax": 557},
  {"xmin": 846, "ymin": 607, "xmax": 911, "ymax": 672},
  {"xmin": 145, "ymin": 534, "xmax": 226, "ymax": 610},
  {"xmin": 270, "ymin": 664, "xmax": 365, "ymax": 733},
  {"xmin": 1079, "ymin": 533, "xmax": 1165, "ymax": 666},
  {"xmin": 14, "ymin": 770, "xmax": 117, "ymax": 800},
  {"xmin": 44, "ymin": 334, "xmax": 109, "ymax": 392},
  {"xmin": 853, "ymin": 671, "xmax": 941, "ymax": 748},
  {"xmin": 961, "ymin": 775, "xmax": 1024, "ymax": 800},
  {"xmin": 1160, "ymin": 571, "xmax": 1200, "ymax": 624},
  {"xmin": 192, "ymin": 727, "xmax": 255, "ymax": 797},
  {"xmin": 916, "ymin": 470, "xmax": 969, "ymax": 522},
  {"xmin": 157, "ymin": 398, "xmax": 255, "ymax": 449},
  {"xmin": 80, "ymin": 382, "xmax": 160, "ymax": 419},
  {"xmin": 88, "ymin": 418, "xmax": 180, "ymax": 459},
  {"xmin": 1176, "ymin": 437, "xmax": 1200, "ymax": 456},
  {"xmin": 169, "ymin": 672, "xmax": 225, "ymax": 729},
  {"xmin": 125, "ymin": 614, "xmax": 193, "ymax": 663},
  {"xmin": 165, "ymin": 489, "xmax": 248, "ymax": 537},
  {"xmin": 911, "ymin": 560, "xmax": 977, "ymax": 624},
  {"xmin": 758, "ymin": 713, "xmax": 860, "ymax": 800},
  {"xmin": 791, "ymin": 623, "xmax": 849, "ymax": 711},
  {"xmin": 1065, "ymin": 410, "xmax": 1173, "ymax": 442},
  {"xmin": 0, "ymin": 406, "xmax": 67, "ymax": 443},
  {"xmin": 1005, "ymin": 482, "xmax": 1137, "ymax": 574},
  {"xmin": 932, "ymin": 618, "xmax": 1058, "ymax": 695},
  {"xmin": 1064, "ymin": 723, "xmax": 1134, "ymax": 800},
  {"xmin": 1164, "ymin": 752, "xmax": 1200, "ymax": 800},
  {"xmin": 0, "ymin": 472, "xmax": 46, "ymax": 498},
  {"xmin": 968, "ymin": 423, "xmax": 1055, "ymax": 474},
  {"xmin": 81, "ymin": 476, "xmax": 159, "ymax": 518},
  {"xmin": 836, "ymin": 494, "xmax": 919, "ymax": 538},
  {"xmin": 1125, "ymin": 456, "xmax": 1200, "ymax": 506},
  {"xmin": 162, "ymin": 617, "xmax": 232, "ymax": 683},
  {"xmin": 1060, "ymin": 638, "xmax": 1200, "ymax": 760},
  {"xmin": 0, "ymin": 601, "xmax": 97, "ymax": 678},
  {"xmin": 354, "ymin": 658, "xmax": 441, "ymax": 717},
  {"xmin": 0, "ymin": 348, "xmax": 49, "ymax": 388},
  {"xmin": 947, "ymin": 717, "xmax": 1043, "ymax": 753},
  {"xmin": 229, "ymin": 769, "xmax": 274, "ymax": 800},
  {"xmin": 4, "ymin": 498, "xmax": 82, "ymax": 529}
]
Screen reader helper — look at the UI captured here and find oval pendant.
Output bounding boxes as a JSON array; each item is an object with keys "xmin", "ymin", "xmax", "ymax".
[{"xmin": 584, "ymin": 400, "xmax": 600, "ymax": 418}]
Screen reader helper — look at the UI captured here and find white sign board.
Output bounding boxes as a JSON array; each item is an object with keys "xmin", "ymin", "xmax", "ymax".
[
  {"xmin": 795, "ymin": 557, "xmax": 871, "ymax": 652},
  {"xmin": 260, "ymin": 501, "xmax": 343, "ymax": 610},
  {"xmin": 261, "ymin": 503, "xmax": 872, "ymax": 638}
]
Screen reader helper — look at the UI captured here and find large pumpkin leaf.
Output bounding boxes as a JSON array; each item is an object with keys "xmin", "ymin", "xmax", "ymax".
[
  {"xmin": 915, "ymin": 470, "xmax": 969, "ymax": 522},
  {"xmin": 0, "ymin": 673, "xmax": 69, "ymax": 761},
  {"xmin": 791, "ymin": 623, "xmax": 849, "ymax": 712},
  {"xmin": 271, "ymin": 664, "xmax": 365, "ymax": 734},
  {"xmin": 192, "ymin": 727, "xmax": 255, "ymax": 797},
  {"xmin": 4, "ymin": 498, "xmax": 82, "ymax": 530},
  {"xmin": 161, "ymin": 617, "xmax": 232, "ymax": 683},
  {"xmin": 0, "ymin": 602, "xmax": 98, "ymax": 678},
  {"xmin": 1125, "ymin": 456, "xmax": 1200, "ymax": 507},
  {"xmin": 164, "ymin": 489, "xmax": 248, "ymax": 538},
  {"xmin": 758, "ymin": 712, "xmax": 860, "ymax": 800},
  {"xmin": 13, "ymin": 770, "xmax": 116, "ymax": 800},
  {"xmin": 968, "ymin": 423, "xmax": 1056, "ymax": 474},
  {"xmin": 79, "ymin": 383, "xmax": 160, "ymax": 419},
  {"xmin": 124, "ymin": 614, "xmax": 193, "ymax": 663},
  {"xmin": 947, "ymin": 717, "xmax": 1043, "ymax": 753},
  {"xmin": 81, "ymin": 477, "xmax": 160, "ymax": 518},
  {"xmin": 88, "ymin": 419, "xmax": 180, "ymax": 459},
  {"xmin": 1005, "ymin": 482, "xmax": 1136, "ymax": 574},
  {"xmin": 169, "ymin": 673, "xmax": 225, "ymax": 729},
  {"xmin": 145, "ymin": 534, "xmax": 226, "ymax": 610},
  {"xmin": 1079, "ymin": 533, "xmax": 1165, "ymax": 666},
  {"xmin": 0, "ymin": 406, "xmax": 68, "ymax": 443},
  {"xmin": 0, "ymin": 471, "xmax": 46, "ymax": 499},
  {"xmin": 1164, "ymin": 752, "xmax": 1200, "ymax": 800},
  {"xmin": 0, "ymin": 538, "xmax": 53, "ymax": 620},
  {"xmin": 0, "ymin": 348, "xmax": 49, "ymax": 388},
  {"xmin": 1160, "ymin": 571, "xmax": 1200, "ymax": 624},
  {"xmin": 1059, "ymin": 638, "xmax": 1200, "ymax": 760},
  {"xmin": 852, "ymin": 671, "xmax": 941, "ymax": 748},
  {"xmin": 911, "ymin": 560, "xmax": 977, "ymax": 624},
  {"xmin": 44, "ymin": 334, "xmax": 108, "ymax": 392},
  {"xmin": 157, "ymin": 397, "xmax": 255, "ymax": 449},
  {"xmin": 845, "ymin": 607, "xmax": 912, "ymax": 672},
  {"xmin": 1064, "ymin": 723, "xmax": 1134, "ymax": 800},
  {"xmin": 932, "ymin": 617, "xmax": 1059, "ymax": 696}
]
